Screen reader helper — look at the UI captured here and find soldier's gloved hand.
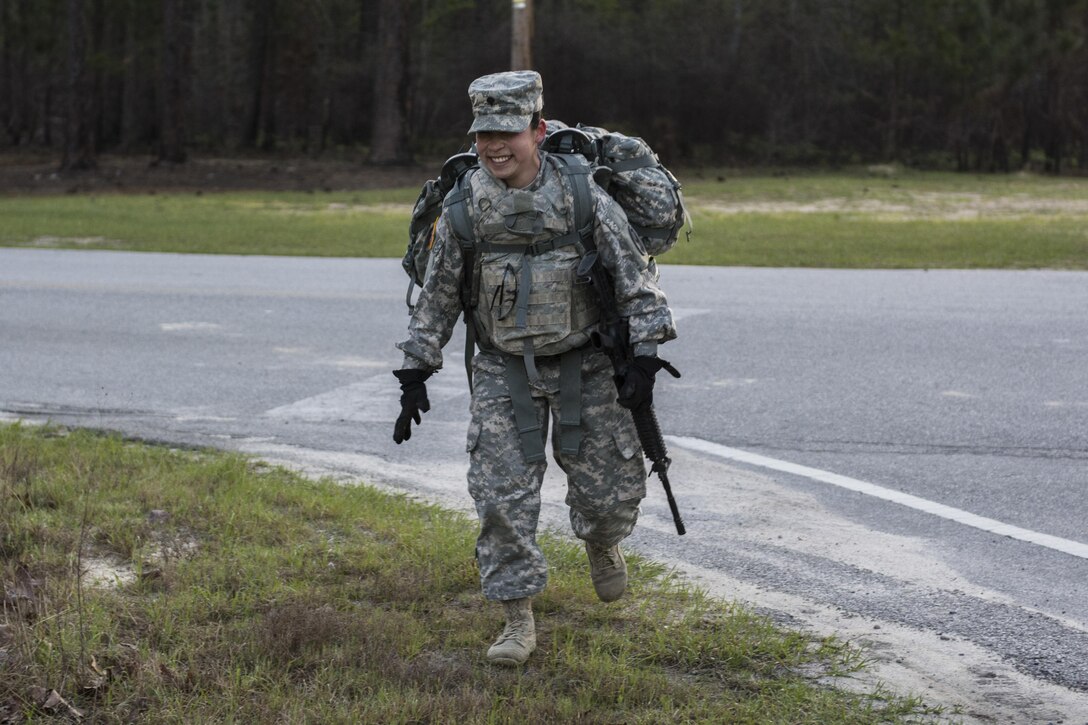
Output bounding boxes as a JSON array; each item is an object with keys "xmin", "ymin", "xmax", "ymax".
[
  {"xmin": 616, "ymin": 356, "xmax": 680, "ymax": 411},
  {"xmin": 393, "ymin": 369, "xmax": 432, "ymax": 443}
]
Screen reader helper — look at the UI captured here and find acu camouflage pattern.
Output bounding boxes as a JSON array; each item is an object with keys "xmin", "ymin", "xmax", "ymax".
[
  {"xmin": 467, "ymin": 351, "xmax": 645, "ymax": 600},
  {"xmin": 396, "ymin": 147, "xmax": 676, "ymax": 602},
  {"xmin": 468, "ymin": 71, "xmax": 543, "ymax": 134},
  {"xmin": 396, "ymin": 151, "xmax": 676, "ymax": 369}
]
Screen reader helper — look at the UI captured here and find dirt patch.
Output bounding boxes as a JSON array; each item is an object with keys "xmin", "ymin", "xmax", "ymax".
[
  {"xmin": 82, "ymin": 554, "xmax": 137, "ymax": 588},
  {"xmin": 30, "ymin": 235, "xmax": 123, "ymax": 248},
  {"xmin": 0, "ymin": 154, "xmax": 439, "ymax": 196}
]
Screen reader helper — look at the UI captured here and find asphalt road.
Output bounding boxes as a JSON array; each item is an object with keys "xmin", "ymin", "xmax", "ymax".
[{"xmin": 2, "ymin": 248, "xmax": 1087, "ymax": 723}]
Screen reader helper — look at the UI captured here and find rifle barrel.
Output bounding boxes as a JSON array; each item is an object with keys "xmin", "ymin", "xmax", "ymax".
[
  {"xmin": 636, "ymin": 406, "xmax": 686, "ymax": 535},
  {"xmin": 656, "ymin": 466, "xmax": 686, "ymax": 536}
]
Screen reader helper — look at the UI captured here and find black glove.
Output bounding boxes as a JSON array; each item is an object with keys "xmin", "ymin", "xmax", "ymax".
[
  {"xmin": 393, "ymin": 369, "xmax": 432, "ymax": 443},
  {"xmin": 616, "ymin": 356, "xmax": 681, "ymax": 411}
]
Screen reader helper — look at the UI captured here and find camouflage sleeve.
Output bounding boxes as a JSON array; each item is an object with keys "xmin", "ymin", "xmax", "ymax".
[
  {"xmin": 395, "ymin": 214, "xmax": 466, "ymax": 370},
  {"xmin": 591, "ymin": 187, "xmax": 677, "ymax": 353}
]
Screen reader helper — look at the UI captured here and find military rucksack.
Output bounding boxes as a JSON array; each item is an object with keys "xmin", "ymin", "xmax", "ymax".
[
  {"xmin": 403, "ymin": 150, "xmax": 478, "ymax": 309},
  {"xmin": 540, "ymin": 121, "xmax": 688, "ymax": 257}
]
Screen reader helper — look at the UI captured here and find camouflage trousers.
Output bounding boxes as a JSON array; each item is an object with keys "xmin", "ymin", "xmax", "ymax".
[{"xmin": 466, "ymin": 348, "xmax": 646, "ymax": 601}]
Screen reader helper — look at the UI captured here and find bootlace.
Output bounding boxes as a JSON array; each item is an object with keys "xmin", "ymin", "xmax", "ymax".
[
  {"xmin": 589, "ymin": 545, "xmax": 619, "ymax": 570},
  {"xmin": 495, "ymin": 619, "xmax": 533, "ymax": 644}
]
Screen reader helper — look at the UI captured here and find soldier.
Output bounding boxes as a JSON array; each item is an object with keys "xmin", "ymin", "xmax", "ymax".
[{"xmin": 393, "ymin": 70, "xmax": 677, "ymax": 666}]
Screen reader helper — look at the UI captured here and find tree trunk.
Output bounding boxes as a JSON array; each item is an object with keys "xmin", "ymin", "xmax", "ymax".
[
  {"xmin": 369, "ymin": 0, "xmax": 408, "ymax": 164},
  {"xmin": 158, "ymin": 0, "xmax": 189, "ymax": 163},
  {"xmin": 119, "ymin": 0, "xmax": 138, "ymax": 149},
  {"xmin": 0, "ymin": 0, "xmax": 9, "ymax": 145},
  {"xmin": 245, "ymin": 0, "xmax": 277, "ymax": 151},
  {"xmin": 307, "ymin": 3, "xmax": 331, "ymax": 157},
  {"xmin": 62, "ymin": 0, "xmax": 96, "ymax": 170}
]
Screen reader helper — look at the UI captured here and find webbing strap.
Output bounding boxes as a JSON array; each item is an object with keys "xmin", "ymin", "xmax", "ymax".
[
  {"xmin": 632, "ymin": 223, "xmax": 678, "ymax": 241},
  {"xmin": 559, "ymin": 348, "xmax": 583, "ymax": 456},
  {"xmin": 504, "ymin": 354, "xmax": 547, "ymax": 463},
  {"xmin": 555, "ymin": 157, "xmax": 594, "ymax": 240},
  {"xmin": 445, "ymin": 181, "xmax": 475, "ymax": 242},
  {"xmin": 446, "ymin": 172, "xmax": 479, "ymax": 392},
  {"xmin": 607, "ymin": 155, "xmax": 656, "ymax": 173},
  {"xmin": 476, "ymin": 230, "xmax": 581, "ymax": 256},
  {"xmin": 515, "ymin": 258, "xmax": 532, "ymax": 329},
  {"xmin": 522, "ymin": 339, "xmax": 540, "ymax": 385},
  {"xmin": 463, "ymin": 314, "xmax": 476, "ymax": 393}
]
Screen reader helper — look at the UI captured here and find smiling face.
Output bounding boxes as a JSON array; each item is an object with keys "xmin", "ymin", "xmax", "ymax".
[{"xmin": 475, "ymin": 119, "xmax": 546, "ymax": 189}]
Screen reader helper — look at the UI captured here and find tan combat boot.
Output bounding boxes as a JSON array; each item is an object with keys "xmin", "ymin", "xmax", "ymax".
[
  {"xmin": 585, "ymin": 542, "xmax": 627, "ymax": 602},
  {"xmin": 486, "ymin": 597, "xmax": 536, "ymax": 666}
]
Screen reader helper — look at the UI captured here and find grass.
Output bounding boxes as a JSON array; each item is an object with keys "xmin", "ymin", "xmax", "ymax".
[
  {"xmin": 0, "ymin": 423, "xmax": 940, "ymax": 723},
  {"xmin": 672, "ymin": 167, "xmax": 1088, "ymax": 268},
  {"xmin": 2, "ymin": 167, "xmax": 1087, "ymax": 268},
  {"xmin": 0, "ymin": 190, "xmax": 416, "ymax": 258}
]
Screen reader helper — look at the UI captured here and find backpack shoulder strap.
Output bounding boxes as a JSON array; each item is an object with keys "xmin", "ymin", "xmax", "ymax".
[
  {"xmin": 549, "ymin": 153, "xmax": 596, "ymax": 252},
  {"xmin": 443, "ymin": 169, "xmax": 476, "ymax": 247},
  {"xmin": 441, "ymin": 169, "xmax": 481, "ymax": 391}
]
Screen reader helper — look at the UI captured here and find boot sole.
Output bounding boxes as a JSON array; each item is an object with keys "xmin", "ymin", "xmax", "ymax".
[{"xmin": 595, "ymin": 588, "xmax": 624, "ymax": 602}]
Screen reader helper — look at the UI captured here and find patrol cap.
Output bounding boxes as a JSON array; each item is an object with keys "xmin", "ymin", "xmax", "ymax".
[{"xmin": 467, "ymin": 71, "xmax": 543, "ymax": 134}]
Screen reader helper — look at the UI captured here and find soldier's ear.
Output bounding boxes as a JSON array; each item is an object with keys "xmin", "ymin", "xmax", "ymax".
[{"xmin": 534, "ymin": 118, "xmax": 547, "ymax": 145}]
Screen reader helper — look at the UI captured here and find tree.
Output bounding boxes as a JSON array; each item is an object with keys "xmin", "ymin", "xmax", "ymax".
[
  {"xmin": 62, "ymin": 0, "xmax": 96, "ymax": 169},
  {"xmin": 158, "ymin": 0, "xmax": 190, "ymax": 162},
  {"xmin": 369, "ymin": 0, "xmax": 409, "ymax": 164}
]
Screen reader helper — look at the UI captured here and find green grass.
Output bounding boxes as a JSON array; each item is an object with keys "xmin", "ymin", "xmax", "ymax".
[
  {"xmin": 0, "ymin": 190, "xmax": 416, "ymax": 258},
  {"xmin": 668, "ymin": 213, "xmax": 1088, "ymax": 268},
  {"xmin": 3, "ymin": 167, "xmax": 1086, "ymax": 267},
  {"xmin": 0, "ymin": 423, "xmax": 940, "ymax": 723}
]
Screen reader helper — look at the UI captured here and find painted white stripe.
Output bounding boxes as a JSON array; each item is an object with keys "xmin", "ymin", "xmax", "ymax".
[{"xmin": 667, "ymin": 435, "xmax": 1088, "ymax": 561}]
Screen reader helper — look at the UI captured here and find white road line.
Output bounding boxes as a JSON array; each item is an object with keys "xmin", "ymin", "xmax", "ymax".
[{"xmin": 667, "ymin": 435, "xmax": 1088, "ymax": 561}]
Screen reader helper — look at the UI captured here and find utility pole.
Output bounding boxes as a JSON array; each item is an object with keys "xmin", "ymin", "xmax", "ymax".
[{"xmin": 510, "ymin": 0, "xmax": 532, "ymax": 70}]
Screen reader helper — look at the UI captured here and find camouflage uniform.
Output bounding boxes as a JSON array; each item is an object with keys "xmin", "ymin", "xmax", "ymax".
[{"xmin": 397, "ymin": 71, "xmax": 676, "ymax": 602}]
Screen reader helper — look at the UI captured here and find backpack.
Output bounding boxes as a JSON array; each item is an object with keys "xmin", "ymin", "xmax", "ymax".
[
  {"xmin": 403, "ymin": 151, "xmax": 478, "ymax": 309},
  {"xmin": 541, "ymin": 121, "xmax": 688, "ymax": 257}
]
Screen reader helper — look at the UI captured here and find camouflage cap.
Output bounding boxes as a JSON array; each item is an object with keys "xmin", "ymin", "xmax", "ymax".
[{"xmin": 467, "ymin": 71, "xmax": 543, "ymax": 134}]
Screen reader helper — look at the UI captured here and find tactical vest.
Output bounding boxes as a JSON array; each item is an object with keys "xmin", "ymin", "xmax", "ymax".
[
  {"xmin": 459, "ymin": 154, "xmax": 598, "ymax": 361},
  {"xmin": 443, "ymin": 152, "xmax": 601, "ymax": 462}
]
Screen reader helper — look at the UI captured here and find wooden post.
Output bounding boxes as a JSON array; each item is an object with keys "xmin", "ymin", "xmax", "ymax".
[{"xmin": 510, "ymin": 0, "xmax": 532, "ymax": 70}]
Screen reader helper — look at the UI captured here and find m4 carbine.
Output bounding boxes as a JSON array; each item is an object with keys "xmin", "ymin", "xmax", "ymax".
[{"xmin": 577, "ymin": 250, "xmax": 686, "ymax": 536}]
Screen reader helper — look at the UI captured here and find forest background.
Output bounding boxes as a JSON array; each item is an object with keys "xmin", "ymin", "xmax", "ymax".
[{"xmin": 1, "ymin": 0, "xmax": 1087, "ymax": 176}]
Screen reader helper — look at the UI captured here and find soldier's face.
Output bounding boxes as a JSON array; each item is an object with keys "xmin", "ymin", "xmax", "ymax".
[{"xmin": 475, "ymin": 120, "xmax": 546, "ymax": 189}]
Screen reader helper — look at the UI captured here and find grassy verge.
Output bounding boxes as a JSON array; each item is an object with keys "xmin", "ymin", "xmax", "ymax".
[
  {"xmin": 674, "ymin": 168, "xmax": 1088, "ymax": 268},
  {"xmin": 1, "ymin": 168, "xmax": 1086, "ymax": 268},
  {"xmin": 0, "ymin": 190, "xmax": 415, "ymax": 258},
  {"xmin": 0, "ymin": 423, "xmax": 938, "ymax": 723}
]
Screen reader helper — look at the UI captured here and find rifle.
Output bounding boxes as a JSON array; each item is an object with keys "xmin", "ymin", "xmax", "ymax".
[{"xmin": 577, "ymin": 250, "xmax": 686, "ymax": 536}]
